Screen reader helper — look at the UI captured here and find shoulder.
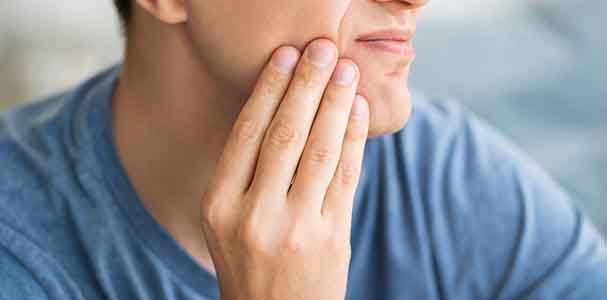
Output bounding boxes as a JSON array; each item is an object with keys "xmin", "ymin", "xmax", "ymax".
[
  {"xmin": 0, "ymin": 75, "xmax": 100, "ymax": 257},
  {"xmin": 379, "ymin": 91, "xmax": 607, "ymax": 298},
  {"xmin": 0, "ymin": 76, "xmax": 95, "ymax": 268},
  {"xmin": 0, "ymin": 64, "xmax": 119, "ymax": 191},
  {"xmin": 392, "ymin": 90, "xmax": 561, "ymax": 199},
  {"xmin": 380, "ymin": 91, "xmax": 545, "ymax": 238},
  {"xmin": 0, "ymin": 73, "xmax": 113, "ymax": 298},
  {"xmin": 0, "ymin": 90, "xmax": 75, "ymax": 191},
  {"xmin": 403, "ymin": 91, "xmax": 525, "ymax": 168},
  {"xmin": 0, "ymin": 94, "xmax": 76, "ymax": 299},
  {"xmin": 374, "ymin": 91, "xmax": 533, "ymax": 194}
]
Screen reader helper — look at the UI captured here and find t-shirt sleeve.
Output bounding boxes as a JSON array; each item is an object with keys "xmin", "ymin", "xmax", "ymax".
[
  {"xmin": 410, "ymin": 100, "xmax": 607, "ymax": 299},
  {"xmin": 462, "ymin": 107, "xmax": 607, "ymax": 298},
  {"xmin": 0, "ymin": 244, "xmax": 50, "ymax": 300},
  {"xmin": 486, "ymin": 155, "xmax": 607, "ymax": 300}
]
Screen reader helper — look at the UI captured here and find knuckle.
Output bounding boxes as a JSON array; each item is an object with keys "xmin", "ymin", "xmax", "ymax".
[
  {"xmin": 307, "ymin": 144, "xmax": 335, "ymax": 164},
  {"xmin": 324, "ymin": 234, "xmax": 351, "ymax": 257},
  {"xmin": 201, "ymin": 201, "xmax": 228, "ymax": 232},
  {"xmin": 233, "ymin": 118, "xmax": 260, "ymax": 144},
  {"xmin": 267, "ymin": 119, "xmax": 299, "ymax": 147},
  {"xmin": 335, "ymin": 161, "xmax": 360, "ymax": 186},
  {"xmin": 283, "ymin": 232, "xmax": 309, "ymax": 254},
  {"xmin": 237, "ymin": 219, "xmax": 269, "ymax": 253}
]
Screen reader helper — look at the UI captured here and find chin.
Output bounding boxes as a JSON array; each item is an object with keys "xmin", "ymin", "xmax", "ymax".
[{"xmin": 360, "ymin": 80, "xmax": 413, "ymax": 138}]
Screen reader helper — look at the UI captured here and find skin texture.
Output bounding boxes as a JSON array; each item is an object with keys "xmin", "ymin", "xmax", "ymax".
[{"xmin": 112, "ymin": 0, "xmax": 427, "ymax": 298}]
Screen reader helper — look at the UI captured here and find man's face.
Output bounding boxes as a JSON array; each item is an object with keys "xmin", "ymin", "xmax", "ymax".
[{"xmin": 184, "ymin": 0, "xmax": 426, "ymax": 137}]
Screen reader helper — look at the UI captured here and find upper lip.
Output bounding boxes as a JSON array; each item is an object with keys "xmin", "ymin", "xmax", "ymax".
[{"xmin": 356, "ymin": 28, "xmax": 414, "ymax": 42}]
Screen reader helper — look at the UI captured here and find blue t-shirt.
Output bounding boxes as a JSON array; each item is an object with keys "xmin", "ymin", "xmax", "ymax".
[{"xmin": 1, "ymin": 65, "xmax": 606, "ymax": 300}]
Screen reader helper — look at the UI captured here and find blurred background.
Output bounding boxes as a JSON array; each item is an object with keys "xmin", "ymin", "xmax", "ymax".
[{"xmin": 0, "ymin": 1, "xmax": 605, "ymax": 234}]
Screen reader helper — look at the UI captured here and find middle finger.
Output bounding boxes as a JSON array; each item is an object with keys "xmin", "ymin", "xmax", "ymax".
[{"xmin": 250, "ymin": 38, "xmax": 338, "ymax": 197}]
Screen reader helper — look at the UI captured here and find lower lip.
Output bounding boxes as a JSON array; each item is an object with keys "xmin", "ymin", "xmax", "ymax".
[{"xmin": 357, "ymin": 39, "xmax": 415, "ymax": 58}]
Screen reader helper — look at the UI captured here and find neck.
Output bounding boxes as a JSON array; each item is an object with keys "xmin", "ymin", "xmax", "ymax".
[{"xmin": 111, "ymin": 25, "xmax": 248, "ymax": 273}]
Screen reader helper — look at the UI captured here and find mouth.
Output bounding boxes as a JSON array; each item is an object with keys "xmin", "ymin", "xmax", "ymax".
[
  {"xmin": 356, "ymin": 28, "xmax": 416, "ymax": 58},
  {"xmin": 357, "ymin": 39, "xmax": 415, "ymax": 57}
]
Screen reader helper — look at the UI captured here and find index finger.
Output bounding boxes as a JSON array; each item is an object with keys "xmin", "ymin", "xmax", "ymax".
[{"xmin": 211, "ymin": 46, "xmax": 301, "ymax": 196}]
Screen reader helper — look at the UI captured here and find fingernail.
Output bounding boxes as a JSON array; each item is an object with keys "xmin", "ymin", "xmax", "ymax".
[
  {"xmin": 350, "ymin": 95, "xmax": 368, "ymax": 120},
  {"xmin": 332, "ymin": 61, "xmax": 356, "ymax": 86},
  {"xmin": 271, "ymin": 46, "xmax": 300, "ymax": 74},
  {"xmin": 306, "ymin": 39, "xmax": 336, "ymax": 68}
]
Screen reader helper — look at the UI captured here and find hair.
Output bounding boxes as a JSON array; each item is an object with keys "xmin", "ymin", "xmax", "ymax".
[{"xmin": 114, "ymin": 0, "xmax": 132, "ymax": 30}]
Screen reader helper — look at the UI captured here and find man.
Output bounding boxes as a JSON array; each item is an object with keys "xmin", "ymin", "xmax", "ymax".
[{"xmin": 1, "ymin": 0, "xmax": 606, "ymax": 299}]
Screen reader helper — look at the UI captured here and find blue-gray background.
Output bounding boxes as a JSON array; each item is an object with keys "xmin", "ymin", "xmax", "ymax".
[
  {"xmin": 1, "ymin": 1, "xmax": 605, "ymax": 234},
  {"xmin": 411, "ymin": 0, "xmax": 606, "ymax": 235}
]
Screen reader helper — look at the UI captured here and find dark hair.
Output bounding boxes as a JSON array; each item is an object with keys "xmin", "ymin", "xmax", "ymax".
[{"xmin": 114, "ymin": 0, "xmax": 132, "ymax": 30}]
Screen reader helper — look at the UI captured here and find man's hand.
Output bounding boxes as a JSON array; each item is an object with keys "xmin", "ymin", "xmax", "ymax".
[{"xmin": 200, "ymin": 38, "xmax": 369, "ymax": 300}]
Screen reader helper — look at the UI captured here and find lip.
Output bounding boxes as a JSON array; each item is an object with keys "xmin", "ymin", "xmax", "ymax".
[
  {"xmin": 358, "ymin": 40, "xmax": 415, "ymax": 56},
  {"xmin": 356, "ymin": 28, "xmax": 414, "ymax": 42},
  {"xmin": 356, "ymin": 28, "xmax": 416, "ymax": 57}
]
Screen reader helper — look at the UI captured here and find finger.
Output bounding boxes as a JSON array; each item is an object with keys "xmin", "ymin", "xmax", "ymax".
[
  {"xmin": 321, "ymin": 95, "xmax": 369, "ymax": 227},
  {"xmin": 288, "ymin": 59, "xmax": 359, "ymax": 212},
  {"xmin": 250, "ymin": 38, "xmax": 338, "ymax": 197},
  {"xmin": 212, "ymin": 46, "xmax": 300, "ymax": 196}
]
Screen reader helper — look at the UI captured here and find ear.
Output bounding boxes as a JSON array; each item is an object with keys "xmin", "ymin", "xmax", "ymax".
[{"xmin": 134, "ymin": 0, "xmax": 188, "ymax": 24}]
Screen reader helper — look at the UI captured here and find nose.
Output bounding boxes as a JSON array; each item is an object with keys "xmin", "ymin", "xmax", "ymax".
[{"xmin": 374, "ymin": 0, "xmax": 428, "ymax": 10}]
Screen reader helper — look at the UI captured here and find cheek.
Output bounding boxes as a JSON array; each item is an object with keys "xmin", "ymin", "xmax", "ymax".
[{"xmin": 185, "ymin": 0, "xmax": 352, "ymax": 94}]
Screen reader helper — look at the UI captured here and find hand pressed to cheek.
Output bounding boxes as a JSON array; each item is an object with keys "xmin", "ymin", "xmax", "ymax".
[
  {"xmin": 179, "ymin": 0, "xmax": 425, "ymax": 137},
  {"xmin": 200, "ymin": 38, "xmax": 367, "ymax": 300}
]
